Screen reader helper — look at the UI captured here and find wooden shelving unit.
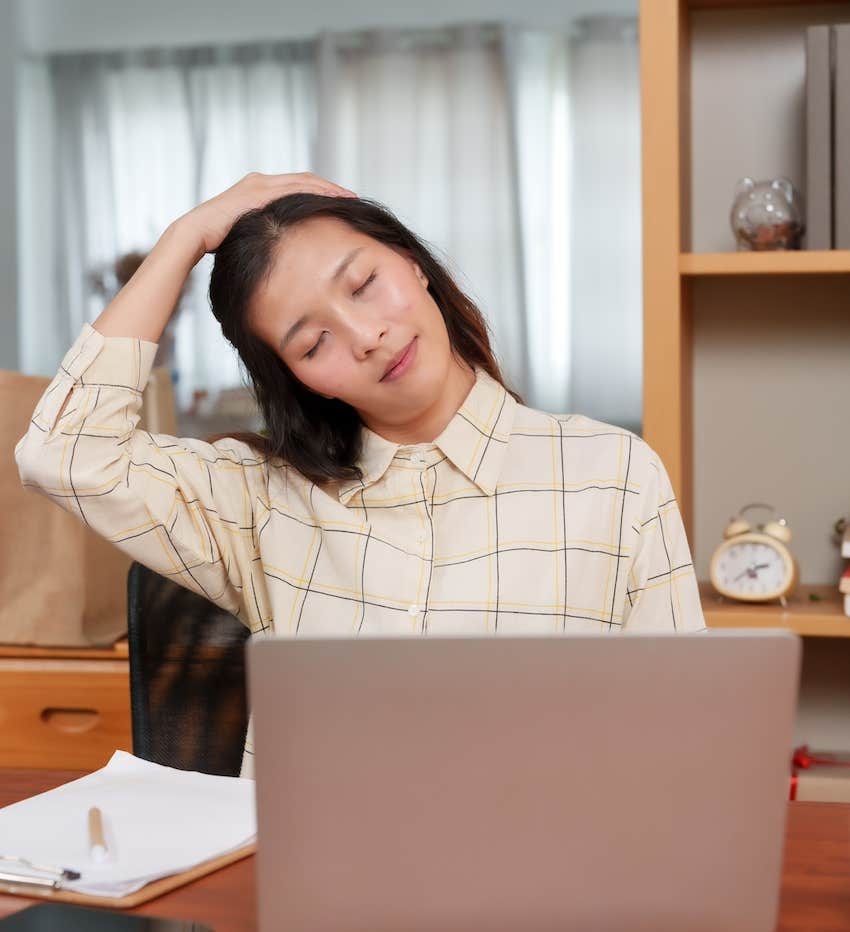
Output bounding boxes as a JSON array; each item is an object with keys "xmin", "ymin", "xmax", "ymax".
[
  {"xmin": 641, "ymin": 0, "xmax": 850, "ymax": 529},
  {"xmin": 639, "ymin": 0, "xmax": 850, "ymax": 755}
]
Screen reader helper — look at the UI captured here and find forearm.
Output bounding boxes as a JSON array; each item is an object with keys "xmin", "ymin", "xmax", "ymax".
[{"xmin": 92, "ymin": 219, "xmax": 203, "ymax": 343}]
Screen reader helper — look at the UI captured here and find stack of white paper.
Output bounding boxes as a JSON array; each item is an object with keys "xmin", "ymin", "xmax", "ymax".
[{"xmin": 0, "ymin": 751, "xmax": 256, "ymax": 898}]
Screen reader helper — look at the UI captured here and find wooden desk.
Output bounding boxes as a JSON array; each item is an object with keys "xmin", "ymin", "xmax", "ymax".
[{"xmin": 1, "ymin": 771, "xmax": 850, "ymax": 931}]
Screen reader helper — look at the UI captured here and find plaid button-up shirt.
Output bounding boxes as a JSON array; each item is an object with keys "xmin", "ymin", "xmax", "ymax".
[{"xmin": 17, "ymin": 324, "xmax": 705, "ymax": 773}]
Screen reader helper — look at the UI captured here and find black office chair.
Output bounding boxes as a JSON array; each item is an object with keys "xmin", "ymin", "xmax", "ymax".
[{"xmin": 127, "ymin": 561, "xmax": 251, "ymax": 776}]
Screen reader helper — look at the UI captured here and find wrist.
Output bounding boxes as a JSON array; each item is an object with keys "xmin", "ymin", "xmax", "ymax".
[{"xmin": 163, "ymin": 216, "xmax": 207, "ymax": 268}]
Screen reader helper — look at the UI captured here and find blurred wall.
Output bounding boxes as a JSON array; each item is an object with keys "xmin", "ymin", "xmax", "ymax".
[
  {"xmin": 18, "ymin": 0, "xmax": 635, "ymax": 51},
  {"xmin": 1, "ymin": 0, "xmax": 17, "ymax": 369}
]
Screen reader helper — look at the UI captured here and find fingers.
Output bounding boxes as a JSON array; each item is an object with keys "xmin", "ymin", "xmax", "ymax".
[
  {"xmin": 280, "ymin": 177, "xmax": 357, "ymax": 199},
  {"xmin": 252, "ymin": 171, "xmax": 357, "ymax": 199}
]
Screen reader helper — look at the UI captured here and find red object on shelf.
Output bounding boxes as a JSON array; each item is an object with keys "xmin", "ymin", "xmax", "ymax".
[{"xmin": 789, "ymin": 745, "xmax": 850, "ymax": 800}]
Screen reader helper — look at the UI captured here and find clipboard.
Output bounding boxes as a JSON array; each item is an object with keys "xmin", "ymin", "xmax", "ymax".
[
  {"xmin": 0, "ymin": 752, "xmax": 257, "ymax": 909},
  {"xmin": 0, "ymin": 843, "xmax": 255, "ymax": 908}
]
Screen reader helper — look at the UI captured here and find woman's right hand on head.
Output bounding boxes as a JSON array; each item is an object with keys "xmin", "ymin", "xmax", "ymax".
[
  {"xmin": 91, "ymin": 173, "xmax": 355, "ymax": 343},
  {"xmin": 176, "ymin": 172, "xmax": 357, "ymax": 259}
]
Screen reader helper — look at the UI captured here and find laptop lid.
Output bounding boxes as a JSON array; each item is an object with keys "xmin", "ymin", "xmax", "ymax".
[{"xmin": 249, "ymin": 632, "xmax": 799, "ymax": 932}]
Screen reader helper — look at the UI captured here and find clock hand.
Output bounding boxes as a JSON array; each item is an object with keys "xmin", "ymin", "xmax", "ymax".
[{"xmin": 734, "ymin": 562, "xmax": 769, "ymax": 582}]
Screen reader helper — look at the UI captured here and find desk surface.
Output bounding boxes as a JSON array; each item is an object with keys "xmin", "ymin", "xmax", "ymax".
[{"xmin": 1, "ymin": 771, "xmax": 850, "ymax": 931}]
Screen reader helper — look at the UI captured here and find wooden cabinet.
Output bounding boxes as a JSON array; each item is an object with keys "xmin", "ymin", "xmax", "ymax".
[
  {"xmin": 640, "ymin": 0, "xmax": 850, "ymax": 634},
  {"xmin": 0, "ymin": 643, "xmax": 132, "ymax": 769},
  {"xmin": 640, "ymin": 0, "xmax": 850, "ymax": 751}
]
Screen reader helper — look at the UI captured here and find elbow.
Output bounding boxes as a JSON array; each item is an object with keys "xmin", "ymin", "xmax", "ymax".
[
  {"xmin": 14, "ymin": 431, "xmax": 69, "ymax": 495},
  {"xmin": 14, "ymin": 432, "xmax": 46, "ymax": 490},
  {"xmin": 15, "ymin": 428, "xmax": 126, "ymax": 499}
]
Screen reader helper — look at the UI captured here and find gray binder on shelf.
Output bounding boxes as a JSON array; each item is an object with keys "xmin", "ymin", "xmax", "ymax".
[
  {"xmin": 834, "ymin": 25, "xmax": 850, "ymax": 249},
  {"xmin": 805, "ymin": 25, "xmax": 832, "ymax": 250}
]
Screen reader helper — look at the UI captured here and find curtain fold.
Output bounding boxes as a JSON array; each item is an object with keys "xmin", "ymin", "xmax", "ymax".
[{"xmin": 501, "ymin": 25, "xmax": 572, "ymax": 414}]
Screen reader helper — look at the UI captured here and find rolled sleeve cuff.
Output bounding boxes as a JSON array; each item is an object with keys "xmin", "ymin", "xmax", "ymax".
[{"xmin": 61, "ymin": 323, "xmax": 159, "ymax": 392}]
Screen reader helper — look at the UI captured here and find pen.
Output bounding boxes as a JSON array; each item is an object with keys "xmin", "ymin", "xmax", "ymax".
[
  {"xmin": 88, "ymin": 806, "xmax": 108, "ymax": 863},
  {"xmin": 0, "ymin": 854, "xmax": 80, "ymax": 886}
]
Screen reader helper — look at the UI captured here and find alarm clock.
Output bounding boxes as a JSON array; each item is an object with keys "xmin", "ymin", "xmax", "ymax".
[{"xmin": 709, "ymin": 503, "xmax": 798, "ymax": 605}]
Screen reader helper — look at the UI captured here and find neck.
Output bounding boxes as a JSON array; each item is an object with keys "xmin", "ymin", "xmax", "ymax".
[{"xmin": 365, "ymin": 358, "xmax": 476, "ymax": 445}]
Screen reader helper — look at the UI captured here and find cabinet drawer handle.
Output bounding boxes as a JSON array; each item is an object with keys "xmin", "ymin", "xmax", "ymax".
[{"xmin": 40, "ymin": 708, "xmax": 100, "ymax": 733}]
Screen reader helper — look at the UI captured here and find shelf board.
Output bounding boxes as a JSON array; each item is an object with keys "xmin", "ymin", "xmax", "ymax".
[
  {"xmin": 680, "ymin": 251, "xmax": 850, "ymax": 276},
  {"xmin": 0, "ymin": 638, "xmax": 129, "ymax": 660},
  {"xmin": 701, "ymin": 583, "xmax": 850, "ymax": 637}
]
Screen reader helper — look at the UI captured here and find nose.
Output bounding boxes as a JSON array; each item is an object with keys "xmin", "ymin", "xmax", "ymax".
[{"xmin": 347, "ymin": 314, "xmax": 387, "ymax": 361}]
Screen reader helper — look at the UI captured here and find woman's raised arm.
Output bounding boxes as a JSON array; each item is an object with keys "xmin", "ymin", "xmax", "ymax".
[{"xmin": 16, "ymin": 172, "xmax": 354, "ymax": 627}]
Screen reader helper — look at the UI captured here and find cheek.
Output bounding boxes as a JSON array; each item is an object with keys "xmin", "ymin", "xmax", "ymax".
[
  {"xmin": 291, "ymin": 354, "xmax": 353, "ymax": 400},
  {"xmin": 380, "ymin": 277, "xmax": 419, "ymax": 318}
]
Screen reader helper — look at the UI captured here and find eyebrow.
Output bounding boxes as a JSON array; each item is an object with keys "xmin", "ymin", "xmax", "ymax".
[{"xmin": 278, "ymin": 246, "xmax": 366, "ymax": 353}]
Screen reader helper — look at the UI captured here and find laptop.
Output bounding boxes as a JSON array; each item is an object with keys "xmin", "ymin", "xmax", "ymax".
[{"xmin": 248, "ymin": 632, "xmax": 800, "ymax": 932}]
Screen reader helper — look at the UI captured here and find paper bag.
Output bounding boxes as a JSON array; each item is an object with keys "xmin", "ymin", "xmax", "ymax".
[{"xmin": 0, "ymin": 367, "xmax": 176, "ymax": 647}]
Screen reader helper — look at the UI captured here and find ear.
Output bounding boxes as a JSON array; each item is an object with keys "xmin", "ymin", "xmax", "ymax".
[{"xmin": 412, "ymin": 261, "xmax": 429, "ymax": 288}]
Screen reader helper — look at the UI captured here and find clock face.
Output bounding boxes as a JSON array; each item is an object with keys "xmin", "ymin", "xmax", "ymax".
[{"xmin": 711, "ymin": 536, "xmax": 793, "ymax": 601}]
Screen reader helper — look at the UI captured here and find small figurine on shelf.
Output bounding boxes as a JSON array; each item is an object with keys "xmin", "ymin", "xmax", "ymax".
[{"xmin": 730, "ymin": 177, "xmax": 805, "ymax": 250}]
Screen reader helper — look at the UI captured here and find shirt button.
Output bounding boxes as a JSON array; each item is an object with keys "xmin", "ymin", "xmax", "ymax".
[
  {"xmin": 407, "ymin": 604, "xmax": 421, "ymax": 616},
  {"xmin": 411, "ymin": 452, "xmax": 426, "ymax": 466}
]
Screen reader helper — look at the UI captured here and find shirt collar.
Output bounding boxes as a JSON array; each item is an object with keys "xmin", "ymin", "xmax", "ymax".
[{"xmin": 337, "ymin": 369, "xmax": 516, "ymax": 505}]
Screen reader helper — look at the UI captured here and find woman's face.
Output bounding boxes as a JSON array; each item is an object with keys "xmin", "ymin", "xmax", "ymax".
[{"xmin": 250, "ymin": 216, "xmax": 473, "ymax": 442}]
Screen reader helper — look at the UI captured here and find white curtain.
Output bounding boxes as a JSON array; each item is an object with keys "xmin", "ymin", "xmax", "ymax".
[
  {"xmin": 568, "ymin": 18, "xmax": 642, "ymax": 432},
  {"xmin": 504, "ymin": 17, "xmax": 642, "ymax": 429},
  {"xmin": 21, "ymin": 44, "xmax": 315, "ymax": 408},
  {"xmin": 501, "ymin": 26, "xmax": 572, "ymax": 414},
  {"xmin": 18, "ymin": 18, "xmax": 641, "ymax": 429},
  {"xmin": 18, "ymin": 57, "xmax": 60, "ymax": 377}
]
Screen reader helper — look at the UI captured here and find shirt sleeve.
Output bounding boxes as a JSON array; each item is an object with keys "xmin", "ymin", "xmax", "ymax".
[
  {"xmin": 15, "ymin": 324, "xmax": 271, "ymax": 631},
  {"xmin": 622, "ymin": 444, "xmax": 706, "ymax": 632}
]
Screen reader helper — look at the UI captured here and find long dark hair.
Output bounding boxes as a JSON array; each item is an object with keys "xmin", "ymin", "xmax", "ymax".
[{"xmin": 208, "ymin": 194, "xmax": 518, "ymax": 485}]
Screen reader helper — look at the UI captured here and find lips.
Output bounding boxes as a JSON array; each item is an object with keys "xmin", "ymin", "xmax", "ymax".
[{"xmin": 380, "ymin": 338, "xmax": 417, "ymax": 382}]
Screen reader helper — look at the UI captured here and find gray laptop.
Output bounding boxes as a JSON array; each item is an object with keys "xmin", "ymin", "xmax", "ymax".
[{"xmin": 248, "ymin": 632, "xmax": 800, "ymax": 932}]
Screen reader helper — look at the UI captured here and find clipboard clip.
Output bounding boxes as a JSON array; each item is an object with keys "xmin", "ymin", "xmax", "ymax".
[{"xmin": 0, "ymin": 854, "xmax": 81, "ymax": 891}]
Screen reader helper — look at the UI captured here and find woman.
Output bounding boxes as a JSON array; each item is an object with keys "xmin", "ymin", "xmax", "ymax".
[{"xmin": 16, "ymin": 172, "xmax": 705, "ymax": 771}]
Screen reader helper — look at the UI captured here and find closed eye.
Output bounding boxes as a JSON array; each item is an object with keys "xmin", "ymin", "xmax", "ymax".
[
  {"xmin": 353, "ymin": 271, "xmax": 376, "ymax": 297},
  {"xmin": 303, "ymin": 331, "xmax": 327, "ymax": 359}
]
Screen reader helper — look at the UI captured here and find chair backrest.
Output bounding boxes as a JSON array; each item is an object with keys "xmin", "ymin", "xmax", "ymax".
[{"xmin": 127, "ymin": 562, "xmax": 250, "ymax": 776}]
